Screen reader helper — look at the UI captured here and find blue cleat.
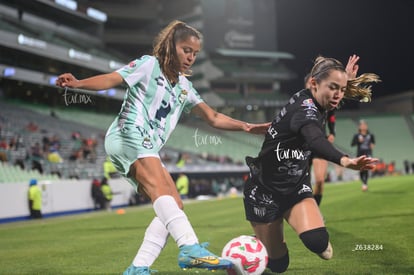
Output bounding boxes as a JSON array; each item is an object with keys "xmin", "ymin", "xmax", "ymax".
[
  {"xmin": 123, "ymin": 265, "xmax": 157, "ymax": 275},
  {"xmin": 178, "ymin": 242, "xmax": 233, "ymax": 270}
]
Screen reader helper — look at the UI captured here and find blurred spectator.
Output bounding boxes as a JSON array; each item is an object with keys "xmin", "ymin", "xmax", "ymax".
[
  {"xmin": 14, "ymin": 159, "xmax": 25, "ymax": 170},
  {"xmin": 0, "ymin": 138, "xmax": 9, "ymax": 150},
  {"xmin": 103, "ymin": 156, "xmax": 118, "ymax": 179},
  {"xmin": 101, "ymin": 177, "xmax": 113, "ymax": 211},
  {"xmin": 91, "ymin": 178, "xmax": 105, "ymax": 210},
  {"xmin": 68, "ymin": 148, "xmax": 82, "ymax": 161},
  {"xmin": 50, "ymin": 110, "xmax": 58, "ymax": 118},
  {"xmin": 129, "ymin": 191, "xmax": 150, "ymax": 206},
  {"xmin": 176, "ymin": 173, "xmax": 189, "ymax": 200},
  {"xmin": 176, "ymin": 152, "xmax": 187, "ymax": 168},
  {"xmin": 8, "ymin": 136, "xmax": 17, "ymax": 150},
  {"xmin": 0, "ymin": 138, "xmax": 8, "ymax": 162},
  {"xmin": 28, "ymin": 179, "xmax": 42, "ymax": 219},
  {"xmin": 46, "ymin": 135, "xmax": 63, "ymax": 164},
  {"xmin": 373, "ymin": 159, "xmax": 386, "ymax": 177},
  {"xmin": 403, "ymin": 160, "xmax": 411, "ymax": 174},
  {"xmin": 71, "ymin": 132, "xmax": 81, "ymax": 140},
  {"xmin": 30, "ymin": 142, "xmax": 44, "ymax": 174},
  {"xmin": 26, "ymin": 121, "xmax": 38, "ymax": 132},
  {"xmin": 47, "ymin": 148, "xmax": 63, "ymax": 163},
  {"xmin": 49, "ymin": 135, "xmax": 61, "ymax": 151},
  {"xmin": 387, "ymin": 161, "xmax": 396, "ymax": 175},
  {"xmin": 82, "ymin": 136, "xmax": 97, "ymax": 163},
  {"xmin": 0, "ymin": 150, "xmax": 7, "ymax": 162}
]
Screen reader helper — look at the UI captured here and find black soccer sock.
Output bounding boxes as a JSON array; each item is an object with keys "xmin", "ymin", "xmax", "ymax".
[
  {"xmin": 267, "ymin": 251, "xmax": 289, "ymax": 273},
  {"xmin": 360, "ymin": 171, "xmax": 368, "ymax": 185},
  {"xmin": 314, "ymin": 194, "xmax": 322, "ymax": 206}
]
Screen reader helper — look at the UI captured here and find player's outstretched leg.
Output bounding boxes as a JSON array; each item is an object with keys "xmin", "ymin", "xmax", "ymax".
[{"xmin": 178, "ymin": 242, "xmax": 233, "ymax": 270}]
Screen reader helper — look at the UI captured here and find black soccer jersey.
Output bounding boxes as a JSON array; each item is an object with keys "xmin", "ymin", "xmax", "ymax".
[{"xmin": 254, "ymin": 89, "xmax": 345, "ymax": 194}]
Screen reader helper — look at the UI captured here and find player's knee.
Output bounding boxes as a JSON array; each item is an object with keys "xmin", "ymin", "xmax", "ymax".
[
  {"xmin": 299, "ymin": 227, "xmax": 329, "ymax": 254},
  {"xmin": 267, "ymin": 251, "xmax": 289, "ymax": 273}
]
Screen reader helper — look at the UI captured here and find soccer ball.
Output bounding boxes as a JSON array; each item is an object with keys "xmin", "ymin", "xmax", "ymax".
[{"xmin": 221, "ymin": 235, "xmax": 268, "ymax": 275}]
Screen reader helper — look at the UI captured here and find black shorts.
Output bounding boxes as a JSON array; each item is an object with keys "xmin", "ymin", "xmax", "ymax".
[{"xmin": 243, "ymin": 179, "xmax": 314, "ymax": 223}]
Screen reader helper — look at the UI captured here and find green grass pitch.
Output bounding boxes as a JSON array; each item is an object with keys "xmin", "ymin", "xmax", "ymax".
[{"xmin": 0, "ymin": 175, "xmax": 413, "ymax": 274}]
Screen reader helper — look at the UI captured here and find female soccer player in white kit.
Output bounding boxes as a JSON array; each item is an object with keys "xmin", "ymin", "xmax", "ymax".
[{"xmin": 56, "ymin": 20, "xmax": 270, "ymax": 275}]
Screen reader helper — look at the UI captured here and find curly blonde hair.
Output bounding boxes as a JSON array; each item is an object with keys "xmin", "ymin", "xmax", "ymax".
[
  {"xmin": 152, "ymin": 20, "xmax": 203, "ymax": 83},
  {"xmin": 346, "ymin": 73, "xmax": 381, "ymax": 102},
  {"xmin": 310, "ymin": 56, "xmax": 381, "ymax": 102}
]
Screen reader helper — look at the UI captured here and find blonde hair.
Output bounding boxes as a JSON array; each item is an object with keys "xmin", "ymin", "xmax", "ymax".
[
  {"xmin": 310, "ymin": 56, "xmax": 381, "ymax": 102},
  {"xmin": 346, "ymin": 73, "xmax": 381, "ymax": 102},
  {"xmin": 152, "ymin": 20, "xmax": 203, "ymax": 83}
]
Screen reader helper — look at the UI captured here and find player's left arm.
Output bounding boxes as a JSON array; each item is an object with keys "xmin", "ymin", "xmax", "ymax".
[{"xmin": 191, "ymin": 102, "xmax": 270, "ymax": 134}]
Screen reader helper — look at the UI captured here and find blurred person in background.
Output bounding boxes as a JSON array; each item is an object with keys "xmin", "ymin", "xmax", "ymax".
[
  {"xmin": 91, "ymin": 178, "xmax": 104, "ymax": 210},
  {"xmin": 176, "ymin": 173, "xmax": 189, "ymax": 200},
  {"xmin": 351, "ymin": 120, "xmax": 375, "ymax": 191},
  {"xmin": 103, "ymin": 156, "xmax": 118, "ymax": 179},
  {"xmin": 403, "ymin": 160, "xmax": 410, "ymax": 174},
  {"xmin": 100, "ymin": 177, "xmax": 113, "ymax": 211},
  {"xmin": 28, "ymin": 178, "xmax": 42, "ymax": 219},
  {"xmin": 56, "ymin": 20, "xmax": 269, "ymax": 274}
]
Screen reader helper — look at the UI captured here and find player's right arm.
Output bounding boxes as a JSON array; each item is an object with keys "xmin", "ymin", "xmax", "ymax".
[{"xmin": 56, "ymin": 72, "xmax": 123, "ymax": 90}]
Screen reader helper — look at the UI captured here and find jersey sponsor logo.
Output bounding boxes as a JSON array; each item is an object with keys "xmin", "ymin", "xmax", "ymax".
[
  {"xmin": 267, "ymin": 126, "xmax": 278, "ymax": 138},
  {"xmin": 154, "ymin": 75, "xmax": 165, "ymax": 86},
  {"xmin": 278, "ymin": 161, "xmax": 304, "ymax": 176},
  {"xmin": 298, "ymin": 184, "xmax": 312, "ymax": 195},
  {"xmin": 128, "ymin": 61, "xmax": 136, "ymax": 68},
  {"xmin": 305, "ymin": 109, "xmax": 318, "ymax": 120},
  {"xmin": 149, "ymin": 120, "xmax": 165, "ymax": 131},
  {"xmin": 155, "ymin": 100, "xmax": 171, "ymax": 121},
  {"xmin": 261, "ymin": 193, "xmax": 274, "ymax": 204},
  {"xmin": 142, "ymin": 137, "xmax": 153, "ymax": 149},
  {"xmin": 178, "ymin": 89, "xmax": 188, "ymax": 103},
  {"xmin": 275, "ymin": 142, "xmax": 307, "ymax": 161},
  {"xmin": 248, "ymin": 185, "xmax": 258, "ymax": 201},
  {"xmin": 253, "ymin": 206, "xmax": 266, "ymax": 217},
  {"xmin": 301, "ymin": 98, "xmax": 317, "ymax": 111}
]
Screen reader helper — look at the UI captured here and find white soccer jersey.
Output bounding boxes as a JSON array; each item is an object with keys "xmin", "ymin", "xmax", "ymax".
[{"xmin": 109, "ymin": 55, "xmax": 203, "ymax": 151}]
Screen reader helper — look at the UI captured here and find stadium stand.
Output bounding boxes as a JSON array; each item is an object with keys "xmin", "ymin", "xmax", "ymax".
[
  {"xmin": 0, "ymin": 99, "xmax": 257, "ymax": 183},
  {"xmin": 1, "ymin": 0, "xmax": 412, "ymax": 187},
  {"xmin": 0, "ymin": 100, "xmax": 108, "ymax": 182}
]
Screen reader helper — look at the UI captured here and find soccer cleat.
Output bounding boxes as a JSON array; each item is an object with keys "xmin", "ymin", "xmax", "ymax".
[
  {"xmin": 123, "ymin": 265, "xmax": 157, "ymax": 275},
  {"xmin": 318, "ymin": 241, "xmax": 333, "ymax": 260},
  {"xmin": 178, "ymin": 242, "xmax": 233, "ymax": 270}
]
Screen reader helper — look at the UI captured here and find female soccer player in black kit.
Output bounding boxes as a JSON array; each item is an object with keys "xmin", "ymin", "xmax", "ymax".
[
  {"xmin": 351, "ymin": 120, "xmax": 375, "ymax": 191},
  {"xmin": 243, "ymin": 56, "xmax": 380, "ymax": 273}
]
